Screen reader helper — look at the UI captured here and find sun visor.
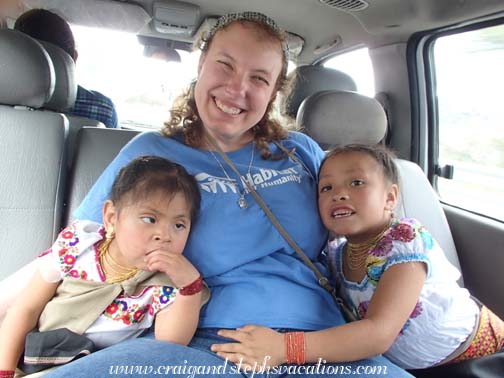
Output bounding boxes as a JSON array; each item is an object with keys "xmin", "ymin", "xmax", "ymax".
[{"xmin": 24, "ymin": 0, "xmax": 151, "ymax": 33}]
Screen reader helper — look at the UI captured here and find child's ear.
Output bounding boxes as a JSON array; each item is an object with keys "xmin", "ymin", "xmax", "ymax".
[
  {"xmin": 102, "ymin": 200, "xmax": 118, "ymax": 230},
  {"xmin": 385, "ymin": 184, "xmax": 399, "ymax": 212}
]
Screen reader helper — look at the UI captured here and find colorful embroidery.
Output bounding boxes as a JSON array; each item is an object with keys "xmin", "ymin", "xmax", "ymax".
[
  {"xmin": 103, "ymin": 286, "xmax": 177, "ymax": 323},
  {"xmin": 366, "ymin": 255, "xmax": 387, "ymax": 287},
  {"xmin": 419, "ymin": 227, "xmax": 434, "ymax": 249},
  {"xmin": 68, "ymin": 268, "xmax": 88, "ymax": 280},
  {"xmin": 151, "ymin": 286, "xmax": 177, "ymax": 314},
  {"xmin": 389, "ymin": 222, "xmax": 415, "ymax": 243},
  {"xmin": 451, "ymin": 306, "xmax": 504, "ymax": 362},
  {"xmin": 55, "ymin": 223, "xmax": 81, "ymax": 273},
  {"xmin": 104, "ymin": 300, "xmax": 151, "ymax": 325},
  {"xmin": 370, "ymin": 235, "xmax": 392, "ymax": 257},
  {"xmin": 354, "ymin": 219, "xmax": 429, "ymax": 323},
  {"xmin": 358, "ymin": 300, "xmax": 370, "ymax": 319}
]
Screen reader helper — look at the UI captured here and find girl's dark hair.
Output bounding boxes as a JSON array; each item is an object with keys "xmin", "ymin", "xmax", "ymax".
[
  {"xmin": 162, "ymin": 14, "xmax": 295, "ymax": 159},
  {"xmin": 110, "ymin": 156, "xmax": 201, "ymax": 221},
  {"xmin": 321, "ymin": 144, "xmax": 400, "ymax": 186}
]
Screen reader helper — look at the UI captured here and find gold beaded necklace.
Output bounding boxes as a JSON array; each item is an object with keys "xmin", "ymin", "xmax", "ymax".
[
  {"xmin": 98, "ymin": 237, "xmax": 138, "ymax": 283},
  {"xmin": 346, "ymin": 222, "xmax": 391, "ymax": 271}
]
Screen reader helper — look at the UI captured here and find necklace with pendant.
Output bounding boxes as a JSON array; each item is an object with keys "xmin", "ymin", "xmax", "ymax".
[{"xmin": 208, "ymin": 142, "xmax": 255, "ymax": 209}]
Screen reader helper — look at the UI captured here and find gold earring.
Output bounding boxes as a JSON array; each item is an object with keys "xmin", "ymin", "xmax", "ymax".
[
  {"xmin": 99, "ymin": 227, "xmax": 115, "ymax": 258},
  {"xmin": 106, "ymin": 227, "xmax": 115, "ymax": 240}
]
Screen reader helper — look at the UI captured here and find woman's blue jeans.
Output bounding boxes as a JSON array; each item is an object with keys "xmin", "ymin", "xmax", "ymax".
[{"xmin": 45, "ymin": 328, "xmax": 412, "ymax": 378}]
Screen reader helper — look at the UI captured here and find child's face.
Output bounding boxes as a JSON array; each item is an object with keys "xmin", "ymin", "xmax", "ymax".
[
  {"xmin": 103, "ymin": 191, "xmax": 192, "ymax": 270},
  {"xmin": 318, "ymin": 151, "xmax": 398, "ymax": 243}
]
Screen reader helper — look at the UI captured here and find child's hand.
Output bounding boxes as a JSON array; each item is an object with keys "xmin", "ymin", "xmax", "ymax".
[
  {"xmin": 211, "ymin": 325, "xmax": 285, "ymax": 371},
  {"xmin": 144, "ymin": 250, "xmax": 199, "ymax": 288}
]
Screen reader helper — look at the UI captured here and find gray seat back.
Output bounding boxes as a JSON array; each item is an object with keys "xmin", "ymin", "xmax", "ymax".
[
  {"xmin": 38, "ymin": 41, "xmax": 106, "ymax": 168},
  {"xmin": 297, "ymin": 90, "xmax": 387, "ymax": 150},
  {"xmin": 39, "ymin": 41, "xmax": 77, "ymax": 113},
  {"xmin": 284, "ymin": 65, "xmax": 357, "ymax": 118},
  {"xmin": 0, "ymin": 30, "xmax": 68, "ymax": 279},
  {"xmin": 63, "ymin": 127, "xmax": 139, "ymax": 224},
  {"xmin": 298, "ymin": 89, "xmax": 463, "ymax": 282},
  {"xmin": 0, "ymin": 29, "xmax": 54, "ymax": 107}
]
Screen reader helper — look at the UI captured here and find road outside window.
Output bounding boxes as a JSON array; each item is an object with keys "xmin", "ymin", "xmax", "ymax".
[
  {"xmin": 72, "ymin": 25, "xmax": 199, "ymax": 130},
  {"xmin": 433, "ymin": 24, "xmax": 504, "ymax": 221}
]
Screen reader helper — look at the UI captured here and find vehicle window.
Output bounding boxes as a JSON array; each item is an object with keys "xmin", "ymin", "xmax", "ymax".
[
  {"xmin": 322, "ymin": 47, "xmax": 375, "ymax": 97},
  {"xmin": 72, "ymin": 25, "xmax": 199, "ymax": 130},
  {"xmin": 433, "ymin": 24, "xmax": 504, "ymax": 221}
]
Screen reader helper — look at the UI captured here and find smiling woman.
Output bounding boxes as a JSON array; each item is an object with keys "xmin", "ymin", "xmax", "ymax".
[
  {"xmin": 39, "ymin": 11, "xmax": 412, "ymax": 378},
  {"xmin": 193, "ymin": 21, "xmax": 284, "ymax": 151}
]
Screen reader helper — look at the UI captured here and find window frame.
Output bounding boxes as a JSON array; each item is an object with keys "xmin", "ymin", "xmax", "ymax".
[{"xmin": 408, "ymin": 15, "xmax": 504, "ymax": 222}]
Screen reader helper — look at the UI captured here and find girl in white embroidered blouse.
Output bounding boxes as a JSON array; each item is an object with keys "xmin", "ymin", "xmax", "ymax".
[
  {"xmin": 0, "ymin": 156, "xmax": 207, "ymax": 376},
  {"xmin": 212, "ymin": 144, "xmax": 503, "ymax": 370}
]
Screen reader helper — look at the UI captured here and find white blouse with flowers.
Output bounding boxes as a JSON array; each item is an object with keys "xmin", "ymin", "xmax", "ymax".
[
  {"xmin": 328, "ymin": 217, "xmax": 479, "ymax": 369},
  {"xmin": 37, "ymin": 220, "xmax": 177, "ymax": 349}
]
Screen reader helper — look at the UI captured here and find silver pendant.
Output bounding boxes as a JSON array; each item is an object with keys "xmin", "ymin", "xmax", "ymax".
[{"xmin": 238, "ymin": 195, "xmax": 248, "ymax": 209}]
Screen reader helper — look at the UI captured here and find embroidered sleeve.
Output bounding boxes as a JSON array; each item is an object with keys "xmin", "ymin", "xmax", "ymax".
[
  {"xmin": 53, "ymin": 222, "xmax": 86, "ymax": 275},
  {"xmin": 365, "ymin": 218, "xmax": 432, "ymax": 286},
  {"xmin": 36, "ymin": 223, "xmax": 83, "ymax": 282},
  {"xmin": 37, "ymin": 220, "xmax": 103, "ymax": 281},
  {"xmin": 382, "ymin": 218, "xmax": 432, "ymax": 274}
]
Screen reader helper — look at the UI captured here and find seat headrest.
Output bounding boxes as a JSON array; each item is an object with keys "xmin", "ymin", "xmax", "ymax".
[
  {"xmin": 297, "ymin": 90, "xmax": 387, "ymax": 149},
  {"xmin": 0, "ymin": 29, "xmax": 55, "ymax": 108},
  {"xmin": 40, "ymin": 41, "xmax": 78, "ymax": 113},
  {"xmin": 284, "ymin": 65, "xmax": 357, "ymax": 118}
]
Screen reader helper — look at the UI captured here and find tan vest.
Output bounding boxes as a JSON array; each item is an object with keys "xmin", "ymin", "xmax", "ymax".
[{"xmin": 39, "ymin": 270, "xmax": 209, "ymax": 334}]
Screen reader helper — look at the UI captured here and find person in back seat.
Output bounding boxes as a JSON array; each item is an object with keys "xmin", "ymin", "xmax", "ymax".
[
  {"xmin": 14, "ymin": 8, "xmax": 119, "ymax": 128},
  {"xmin": 0, "ymin": 156, "xmax": 207, "ymax": 376}
]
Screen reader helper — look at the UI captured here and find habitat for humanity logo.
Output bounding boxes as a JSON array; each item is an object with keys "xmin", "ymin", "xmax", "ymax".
[{"xmin": 195, "ymin": 167, "xmax": 302, "ymax": 194}]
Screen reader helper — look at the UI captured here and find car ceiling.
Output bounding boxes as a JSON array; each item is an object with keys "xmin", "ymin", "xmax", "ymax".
[{"xmin": 22, "ymin": 0, "xmax": 504, "ymax": 64}]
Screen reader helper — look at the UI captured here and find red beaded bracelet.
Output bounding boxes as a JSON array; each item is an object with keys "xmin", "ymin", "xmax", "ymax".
[
  {"xmin": 285, "ymin": 331, "xmax": 306, "ymax": 365},
  {"xmin": 179, "ymin": 275, "xmax": 203, "ymax": 296},
  {"xmin": 0, "ymin": 370, "xmax": 15, "ymax": 378}
]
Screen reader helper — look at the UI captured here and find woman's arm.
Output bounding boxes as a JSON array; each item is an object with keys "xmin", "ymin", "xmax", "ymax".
[
  {"xmin": 0, "ymin": 271, "xmax": 59, "ymax": 370},
  {"xmin": 211, "ymin": 261, "xmax": 427, "ymax": 367}
]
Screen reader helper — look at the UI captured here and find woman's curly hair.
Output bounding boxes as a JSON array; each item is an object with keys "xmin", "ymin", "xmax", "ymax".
[{"xmin": 161, "ymin": 16, "xmax": 295, "ymax": 159}]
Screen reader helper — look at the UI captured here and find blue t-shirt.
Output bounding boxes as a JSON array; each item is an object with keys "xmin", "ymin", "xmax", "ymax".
[{"xmin": 75, "ymin": 131, "xmax": 345, "ymax": 330}]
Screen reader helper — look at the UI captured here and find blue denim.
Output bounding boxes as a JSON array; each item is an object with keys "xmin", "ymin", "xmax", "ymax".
[{"xmin": 45, "ymin": 329, "xmax": 412, "ymax": 378}]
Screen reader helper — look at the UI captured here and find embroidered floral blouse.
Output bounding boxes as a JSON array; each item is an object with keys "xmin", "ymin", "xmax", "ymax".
[
  {"xmin": 328, "ymin": 217, "xmax": 479, "ymax": 369},
  {"xmin": 37, "ymin": 220, "xmax": 177, "ymax": 349}
]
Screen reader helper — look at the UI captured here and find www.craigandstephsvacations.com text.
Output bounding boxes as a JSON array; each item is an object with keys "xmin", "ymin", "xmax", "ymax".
[{"xmin": 108, "ymin": 357, "xmax": 390, "ymax": 377}]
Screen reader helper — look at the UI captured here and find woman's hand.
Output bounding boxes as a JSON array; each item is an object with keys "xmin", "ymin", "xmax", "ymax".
[
  {"xmin": 211, "ymin": 325, "xmax": 286, "ymax": 371},
  {"xmin": 144, "ymin": 250, "xmax": 199, "ymax": 288}
]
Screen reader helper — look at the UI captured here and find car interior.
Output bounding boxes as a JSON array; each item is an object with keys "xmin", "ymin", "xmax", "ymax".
[{"xmin": 0, "ymin": 0, "xmax": 503, "ymax": 358}]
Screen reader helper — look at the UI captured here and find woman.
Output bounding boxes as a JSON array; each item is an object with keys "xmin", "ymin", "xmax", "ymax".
[{"xmin": 45, "ymin": 12, "xmax": 411, "ymax": 378}]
